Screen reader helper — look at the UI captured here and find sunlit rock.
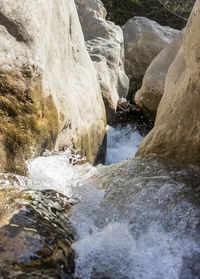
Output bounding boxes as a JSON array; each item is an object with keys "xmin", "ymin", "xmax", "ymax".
[
  {"xmin": 122, "ymin": 16, "xmax": 179, "ymax": 98},
  {"xmin": 136, "ymin": 0, "xmax": 200, "ymax": 167},
  {"xmin": 75, "ymin": 0, "xmax": 107, "ymax": 19},
  {"xmin": 0, "ymin": 0, "xmax": 106, "ymax": 174},
  {"xmin": 135, "ymin": 31, "xmax": 183, "ymax": 121}
]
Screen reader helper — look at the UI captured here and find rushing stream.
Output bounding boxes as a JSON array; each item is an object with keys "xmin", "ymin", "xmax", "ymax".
[
  {"xmin": 1, "ymin": 125, "xmax": 200, "ymax": 279},
  {"xmin": 105, "ymin": 125, "xmax": 143, "ymax": 165}
]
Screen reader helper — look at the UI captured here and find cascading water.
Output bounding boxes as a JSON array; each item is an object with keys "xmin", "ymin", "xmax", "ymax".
[
  {"xmin": 1, "ymin": 125, "xmax": 200, "ymax": 279},
  {"xmin": 105, "ymin": 124, "xmax": 143, "ymax": 165}
]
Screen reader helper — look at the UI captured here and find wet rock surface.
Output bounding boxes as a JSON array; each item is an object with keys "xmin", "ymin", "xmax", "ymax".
[
  {"xmin": 0, "ymin": 187, "xmax": 76, "ymax": 279},
  {"xmin": 114, "ymin": 100, "xmax": 153, "ymax": 135}
]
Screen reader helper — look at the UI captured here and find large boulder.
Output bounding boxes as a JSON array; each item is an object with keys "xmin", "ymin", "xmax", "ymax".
[
  {"xmin": 135, "ymin": 31, "xmax": 183, "ymax": 121},
  {"xmin": 122, "ymin": 16, "xmax": 179, "ymax": 98},
  {"xmin": 0, "ymin": 0, "xmax": 106, "ymax": 174},
  {"xmin": 136, "ymin": 0, "xmax": 200, "ymax": 167},
  {"xmin": 76, "ymin": 0, "xmax": 129, "ymax": 122}
]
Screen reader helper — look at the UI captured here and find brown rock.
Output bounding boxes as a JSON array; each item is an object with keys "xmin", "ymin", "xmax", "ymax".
[
  {"xmin": 136, "ymin": 0, "xmax": 200, "ymax": 167},
  {"xmin": 0, "ymin": 70, "xmax": 59, "ymax": 175}
]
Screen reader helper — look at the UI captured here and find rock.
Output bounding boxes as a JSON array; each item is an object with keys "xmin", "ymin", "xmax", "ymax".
[
  {"xmin": 76, "ymin": 0, "xmax": 107, "ymax": 20},
  {"xmin": 0, "ymin": 186, "xmax": 75, "ymax": 278},
  {"xmin": 0, "ymin": 0, "xmax": 106, "ymax": 174},
  {"xmin": 136, "ymin": 0, "xmax": 200, "ymax": 167},
  {"xmin": 76, "ymin": 0, "xmax": 129, "ymax": 123},
  {"xmin": 122, "ymin": 16, "xmax": 179, "ymax": 98},
  {"xmin": 85, "ymin": 37, "xmax": 129, "ymax": 122},
  {"xmin": 135, "ymin": 31, "xmax": 183, "ymax": 121}
]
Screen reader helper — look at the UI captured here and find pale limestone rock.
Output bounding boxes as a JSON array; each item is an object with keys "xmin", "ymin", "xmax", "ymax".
[
  {"xmin": 136, "ymin": 0, "xmax": 200, "ymax": 167},
  {"xmin": 75, "ymin": 0, "xmax": 107, "ymax": 19},
  {"xmin": 135, "ymin": 31, "xmax": 183, "ymax": 121},
  {"xmin": 122, "ymin": 16, "xmax": 179, "ymax": 97},
  {"xmin": 0, "ymin": 0, "xmax": 106, "ymax": 174},
  {"xmin": 76, "ymin": 0, "xmax": 129, "ymax": 122}
]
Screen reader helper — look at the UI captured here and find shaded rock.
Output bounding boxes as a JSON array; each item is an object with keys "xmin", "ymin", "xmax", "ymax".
[
  {"xmin": 76, "ymin": 0, "xmax": 129, "ymax": 123},
  {"xmin": 0, "ymin": 0, "xmax": 106, "ymax": 174},
  {"xmin": 136, "ymin": 0, "xmax": 200, "ymax": 167},
  {"xmin": 0, "ymin": 187, "xmax": 75, "ymax": 278},
  {"xmin": 122, "ymin": 16, "xmax": 179, "ymax": 98},
  {"xmin": 114, "ymin": 100, "xmax": 153, "ymax": 135},
  {"xmin": 135, "ymin": 31, "xmax": 183, "ymax": 121}
]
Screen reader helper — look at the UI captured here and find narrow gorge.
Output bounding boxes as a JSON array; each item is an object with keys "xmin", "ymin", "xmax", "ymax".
[{"xmin": 0, "ymin": 0, "xmax": 199, "ymax": 279}]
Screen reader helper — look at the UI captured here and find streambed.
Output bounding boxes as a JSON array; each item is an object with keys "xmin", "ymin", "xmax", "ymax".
[{"xmin": 0, "ymin": 125, "xmax": 200, "ymax": 279}]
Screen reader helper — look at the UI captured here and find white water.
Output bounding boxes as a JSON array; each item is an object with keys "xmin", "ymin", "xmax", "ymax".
[
  {"xmin": 1, "ymin": 125, "xmax": 200, "ymax": 279},
  {"xmin": 105, "ymin": 125, "xmax": 143, "ymax": 165}
]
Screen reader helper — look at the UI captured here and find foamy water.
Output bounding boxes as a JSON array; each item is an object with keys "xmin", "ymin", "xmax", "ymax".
[
  {"xmin": 25, "ymin": 149, "xmax": 200, "ymax": 279},
  {"xmin": 105, "ymin": 125, "xmax": 143, "ymax": 165},
  {"xmin": 1, "ymin": 125, "xmax": 200, "ymax": 279}
]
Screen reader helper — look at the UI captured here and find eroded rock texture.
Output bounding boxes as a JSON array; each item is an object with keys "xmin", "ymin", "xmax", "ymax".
[
  {"xmin": 135, "ymin": 31, "xmax": 183, "ymax": 121},
  {"xmin": 136, "ymin": 0, "xmax": 200, "ymax": 167},
  {"xmin": 122, "ymin": 17, "xmax": 179, "ymax": 98},
  {"xmin": 76, "ymin": 0, "xmax": 129, "ymax": 122},
  {"xmin": 0, "ymin": 0, "xmax": 106, "ymax": 174}
]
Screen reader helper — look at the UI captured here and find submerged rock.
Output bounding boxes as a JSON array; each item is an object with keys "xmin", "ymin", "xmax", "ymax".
[
  {"xmin": 122, "ymin": 16, "xmax": 179, "ymax": 98},
  {"xmin": 135, "ymin": 31, "xmax": 183, "ymax": 121},
  {"xmin": 76, "ymin": 0, "xmax": 129, "ymax": 123},
  {"xmin": 136, "ymin": 0, "xmax": 200, "ymax": 167},
  {"xmin": 0, "ymin": 0, "xmax": 106, "ymax": 174},
  {"xmin": 0, "ymin": 187, "xmax": 76, "ymax": 278}
]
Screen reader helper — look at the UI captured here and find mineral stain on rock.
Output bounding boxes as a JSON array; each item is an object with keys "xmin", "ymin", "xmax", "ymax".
[{"xmin": 0, "ymin": 69, "xmax": 59, "ymax": 175}]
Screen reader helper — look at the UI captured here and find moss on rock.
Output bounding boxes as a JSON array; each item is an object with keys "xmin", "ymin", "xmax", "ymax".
[{"xmin": 0, "ymin": 69, "xmax": 59, "ymax": 175}]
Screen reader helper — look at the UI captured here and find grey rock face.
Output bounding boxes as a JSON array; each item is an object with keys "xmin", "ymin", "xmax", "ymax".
[
  {"xmin": 122, "ymin": 16, "xmax": 179, "ymax": 98},
  {"xmin": 135, "ymin": 31, "xmax": 183, "ymax": 121},
  {"xmin": 76, "ymin": 0, "xmax": 129, "ymax": 123}
]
